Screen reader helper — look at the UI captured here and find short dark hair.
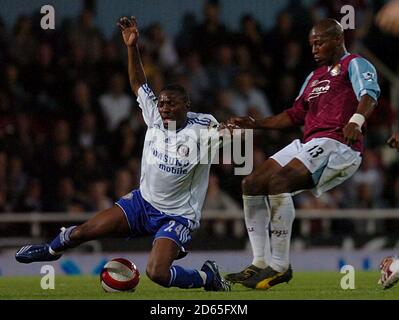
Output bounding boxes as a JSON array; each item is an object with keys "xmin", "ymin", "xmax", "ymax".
[
  {"xmin": 313, "ymin": 18, "xmax": 344, "ymax": 39},
  {"xmin": 161, "ymin": 84, "xmax": 190, "ymax": 106}
]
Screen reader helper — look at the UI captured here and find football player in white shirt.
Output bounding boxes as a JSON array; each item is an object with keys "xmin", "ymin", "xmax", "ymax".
[{"xmin": 15, "ymin": 16, "xmax": 230, "ymax": 292}]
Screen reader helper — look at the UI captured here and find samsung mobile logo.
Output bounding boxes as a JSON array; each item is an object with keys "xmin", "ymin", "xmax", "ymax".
[{"xmin": 308, "ymin": 80, "xmax": 331, "ymax": 100}]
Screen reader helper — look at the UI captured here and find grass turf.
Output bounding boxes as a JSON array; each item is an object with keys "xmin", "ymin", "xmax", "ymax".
[{"xmin": 0, "ymin": 272, "xmax": 397, "ymax": 300}]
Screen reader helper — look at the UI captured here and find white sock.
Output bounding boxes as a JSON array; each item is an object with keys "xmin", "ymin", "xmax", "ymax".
[
  {"xmin": 243, "ymin": 195, "xmax": 270, "ymax": 269},
  {"xmin": 268, "ymin": 193, "xmax": 295, "ymax": 273}
]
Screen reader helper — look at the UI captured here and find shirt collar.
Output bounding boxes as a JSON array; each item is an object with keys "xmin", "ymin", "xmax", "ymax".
[
  {"xmin": 340, "ymin": 51, "xmax": 350, "ymax": 60},
  {"xmin": 162, "ymin": 119, "xmax": 188, "ymax": 133},
  {"xmin": 328, "ymin": 51, "xmax": 350, "ymax": 70}
]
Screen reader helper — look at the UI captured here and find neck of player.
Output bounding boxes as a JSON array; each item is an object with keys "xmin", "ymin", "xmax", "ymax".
[
  {"xmin": 331, "ymin": 47, "xmax": 347, "ymax": 66},
  {"xmin": 165, "ymin": 118, "xmax": 187, "ymax": 131}
]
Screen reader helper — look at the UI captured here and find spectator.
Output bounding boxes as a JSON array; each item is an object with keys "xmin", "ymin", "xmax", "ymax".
[
  {"xmin": 9, "ymin": 16, "xmax": 37, "ymax": 66},
  {"xmin": 113, "ymin": 168, "xmax": 133, "ymax": 200},
  {"xmin": 230, "ymin": 71, "xmax": 273, "ymax": 117},
  {"xmin": 0, "ymin": 187, "xmax": 9, "ymax": 212},
  {"xmin": 195, "ymin": 0, "xmax": 230, "ymax": 64},
  {"xmin": 237, "ymin": 14, "xmax": 264, "ymax": 61},
  {"xmin": 14, "ymin": 178, "xmax": 42, "ymax": 212},
  {"xmin": 208, "ymin": 44, "xmax": 237, "ymax": 89},
  {"xmin": 177, "ymin": 52, "xmax": 210, "ymax": 105},
  {"xmin": 87, "ymin": 179, "xmax": 112, "ymax": 211},
  {"xmin": 7, "ymin": 155, "xmax": 27, "ymax": 206},
  {"xmin": 99, "ymin": 73, "xmax": 133, "ymax": 132},
  {"xmin": 4, "ymin": 64, "xmax": 28, "ymax": 111},
  {"xmin": 145, "ymin": 23, "xmax": 178, "ymax": 71},
  {"xmin": 77, "ymin": 111, "xmax": 106, "ymax": 149},
  {"xmin": 175, "ymin": 12, "xmax": 198, "ymax": 57},
  {"xmin": 351, "ymin": 149, "xmax": 384, "ymax": 207},
  {"xmin": 212, "ymin": 89, "xmax": 236, "ymax": 122},
  {"xmin": 66, "ymin": 9, "xmax": 104, "ymax": 56},
  {"xmin": 235, "ymin": 45, "xmax": 267, "ymax": 90},
  {"xmin": 74, "ymin": 148, "xmax": 105, "ymax": 193},
  {"xmin": 202, "ymin": 174, "xmax": 244, "ymax": 237}
]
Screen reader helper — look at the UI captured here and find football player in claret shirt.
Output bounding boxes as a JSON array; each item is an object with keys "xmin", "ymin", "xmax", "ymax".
[
  {"xmin": 15, "ymin": 17, "xmax": 231, "ymax": 292},
  {"xmin": 225, "ymin": 18, "xmax": 380, "ymax": 289}
]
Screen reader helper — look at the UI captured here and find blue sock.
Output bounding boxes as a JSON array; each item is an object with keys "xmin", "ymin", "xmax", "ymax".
[
  {"xmin": 203, "ymin": 269, "xmax": 214, "ymax": 287},
  {"xmin": 169, "ymin": 265, "xmax": 204, "ymax": 289},
  {"xmin": 50, "ymin": 226, "xmax": 78, "ymax": 253}
]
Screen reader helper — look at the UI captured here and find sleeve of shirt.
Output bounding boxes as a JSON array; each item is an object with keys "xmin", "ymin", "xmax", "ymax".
[
  {"xmin": 348, "ymin": 57, "xmax": 381, "ymax": 102},
  {"xmin": 195, "ymin": 114, "xmax": 229, "ymax": 159},
  {"xmin": 206, "ymin": 115, "xmax": 249, "ymax": 153},
  {"xmin": 136, "ymin": 83, "xmax": 162, "ymax": 127},
  {"xmin": 285, "ymin": 71, "xmax": 313, "ymax": 126},
  {"xmin": 200, "ymin": 115, "xmax": 222, "ymax": 147}
]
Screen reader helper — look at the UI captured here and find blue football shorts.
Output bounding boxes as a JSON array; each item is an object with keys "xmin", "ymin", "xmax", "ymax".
[{"xmin": 115, "ymin": 189, "xmax": 192, "ymax": 249}]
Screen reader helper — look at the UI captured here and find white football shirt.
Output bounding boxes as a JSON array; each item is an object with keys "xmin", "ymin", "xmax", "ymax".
[{"xmin": 137, "ymin": 83, "xmax": 221, "ymax": 229}]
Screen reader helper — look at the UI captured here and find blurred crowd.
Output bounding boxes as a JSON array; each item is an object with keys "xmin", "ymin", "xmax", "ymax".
[{"xmin": 0, "ymin": 0, "xmax": 399, "ymax": 222}]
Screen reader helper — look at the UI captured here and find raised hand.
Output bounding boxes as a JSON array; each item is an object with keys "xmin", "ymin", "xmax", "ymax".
[{"xmin": 117, "ymin": 16, "xmax": 139, "ymax": 47}]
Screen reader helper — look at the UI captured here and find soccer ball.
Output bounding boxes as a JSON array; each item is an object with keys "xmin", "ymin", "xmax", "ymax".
[
  {"xmin": 378, "ymin": 256, "xmax": 399, "ymax": 289},
  {"xmin": 100, "ymin": 258, "xmax": 140, "ymax": 292}
]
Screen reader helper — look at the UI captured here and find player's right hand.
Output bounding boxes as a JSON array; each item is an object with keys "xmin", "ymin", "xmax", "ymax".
[
  {"xmin": 343, "ymin": 122, "xmax": 362, "ymax": 146},
  {"xmin": 118, "ymin": 16, "xmax": 139, "ymax": 47},
  {"xmin": 387, "ymin": 132, "xmax": 399, "ymax": 150},
  {"xmin": 226, "ymin": 116, "xmax": 258, "ymax": 130}
]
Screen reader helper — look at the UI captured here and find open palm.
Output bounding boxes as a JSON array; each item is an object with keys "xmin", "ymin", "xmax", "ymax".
[{"xmin": 118, "ymin": 16, "xmax": 139, "ymax": 47}]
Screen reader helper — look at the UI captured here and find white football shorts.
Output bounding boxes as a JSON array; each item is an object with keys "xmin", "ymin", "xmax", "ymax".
[{"xmin": 270, "ymin": 138, "xmax": 362, "ymax": 197}]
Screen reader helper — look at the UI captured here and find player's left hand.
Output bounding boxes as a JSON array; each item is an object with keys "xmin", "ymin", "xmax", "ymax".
[
  {"xmin": 218, "ymin": 122, "xmax": 245, "ymax": 139},
  {"xmin": 343, "ymin": 122, "xmax": 362, "ymax": 146},
  {"xmin": 387, "ymin": 132, "xmax": 399, "ymax": 150},
  {"xmin": 225, "ymin": 116, "xmax": 258, "ymax": 131},
  {"xmin": 118, "ymin": 16, "xmax": 139, "ymax": 47},
  {"xmin": 219, "ymin": 121, "xmax": 239, "ymax": 135}
]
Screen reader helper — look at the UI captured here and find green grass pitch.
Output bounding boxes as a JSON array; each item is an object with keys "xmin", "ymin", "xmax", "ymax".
[{"xmin": 0, "ymin": 272, "xmax": 397, "ymax": 300}]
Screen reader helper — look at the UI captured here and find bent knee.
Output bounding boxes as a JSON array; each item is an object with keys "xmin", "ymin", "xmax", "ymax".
[
  {"xmin": 242, "ymin": 175, "xmax": 266, "ymax": 195},
  {"xmin": 146, "ymin": 264, "xmax": 171, "ymax": 287},
  {"xmin": 268, "ymin": 173, "xmax": 290, "ymax": 195}
]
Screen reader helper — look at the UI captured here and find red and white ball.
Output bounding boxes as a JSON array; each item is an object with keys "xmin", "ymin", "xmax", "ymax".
[{"xmin": 100, "ymin": 258, "xmax": 140, "ymax": 292}]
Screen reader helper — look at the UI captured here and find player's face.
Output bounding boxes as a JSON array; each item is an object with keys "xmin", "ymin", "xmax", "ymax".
[
  {"xmin": 158, "ymin": 91, "xmax": 188, "ymax": 129},
  {"xmin": 309, "ymin": 31, "xmax": 338, "ymax": 66}
]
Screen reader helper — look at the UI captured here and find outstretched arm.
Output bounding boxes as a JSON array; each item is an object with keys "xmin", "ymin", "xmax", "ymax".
[
  {"xmin": 224, "ymin": 112, "xmax": 295, "ymax": 130},
  {"xmin": 118, "ymin": 16, "xmax": 146, "ymax": 96}
]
